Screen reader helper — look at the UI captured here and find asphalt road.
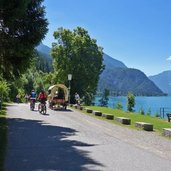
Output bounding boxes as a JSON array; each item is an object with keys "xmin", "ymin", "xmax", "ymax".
[{"xmin": 4, "ymin": 103, "xmax": 171, "ymax": 171}]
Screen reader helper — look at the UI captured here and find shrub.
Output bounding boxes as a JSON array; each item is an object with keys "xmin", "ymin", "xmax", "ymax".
[
  {"xmin": 0, "ymin": 80, "xmax": 9, "ymax": 103},
  {"xmin": 115, "ymin": 102, "xmax": 123, "ymax": 110},
  {"xmin": 155, "ymin": 112, "xmax": 160, "ymax": 117}
]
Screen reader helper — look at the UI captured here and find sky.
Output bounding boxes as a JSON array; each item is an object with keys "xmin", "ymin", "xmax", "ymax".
[{"xmin": 42, "ymin": 0, "xmax": 171, "ymax": 76}]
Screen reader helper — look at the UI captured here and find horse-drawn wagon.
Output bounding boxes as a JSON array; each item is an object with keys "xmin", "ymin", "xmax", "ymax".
[{"xmin": 48, "ymin": 84, "xmax": 69, "ymax": 110}]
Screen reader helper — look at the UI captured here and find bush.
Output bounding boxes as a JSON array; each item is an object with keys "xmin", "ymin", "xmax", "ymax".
[
  {"xmin": 0, "ymin": 80, "xmax": 9, "ymax": 102},
  {"xmin": 155, "ymin": 112, "xmax": 160, "ymax": 117},
  {"xmin": 115, "ymin": 102, "xmax": 123, "ymax": 110}
]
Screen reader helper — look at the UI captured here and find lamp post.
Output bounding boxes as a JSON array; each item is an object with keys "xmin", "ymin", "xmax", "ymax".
[{"xmin": 68, "ymin": 74, "xmax": 72, "ymax": 105}]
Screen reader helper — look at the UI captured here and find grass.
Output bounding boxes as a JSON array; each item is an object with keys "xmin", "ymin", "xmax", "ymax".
[
  {"xmin": 0, "ymin": 104, "xmax": 7, "ymax": 171},
  {"xmin": 79, "ymin": 106, "xmax": 171, "ymax": 134}
]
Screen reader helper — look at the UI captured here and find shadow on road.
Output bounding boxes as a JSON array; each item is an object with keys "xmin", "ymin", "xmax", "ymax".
[
  {"xmin": 5, "ymin": 118, "xmax": 104, "ymax": 171},
  {"xmin": 51, "ymin": 108, "xmax": 73, "ymax": 112}
]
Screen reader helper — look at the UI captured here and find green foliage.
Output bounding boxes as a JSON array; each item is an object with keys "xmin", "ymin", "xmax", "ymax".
[
  {"xmin": 127, "ymin": 91, "xmax": 135, "ymax": 112},
  {"xmin": 99, "ymin": 89, "xmax": 109, "ymax": 107},
  {"xmin": 22, "ymin": 69, "xmax": 51, "ymax": 94},
  {"xmin": 8, "ymin": 75, "xmax": 27, "ymax": 101},
  {"xmin": 51, "ymin": 27, "xmax": 104, "ymax": 104},
  {"xmin": 7, "ymin": 51, "xmax": 52, "ymax": 101},
  {"xmin": 0, "ymin": 79, "xmax": 9, "ymax": 102},
  {"xmin": 82, "ymin": 92, "xmax": 94, "ymax": 106},
  {"xmin": 155, "ymin": 112, "xmax": 160, "ymax": 117},
  {"xmin": 36, "ymin": 51, "xmax": 53, "ymax": 73},
  {"xmin": 0, "ymin": 0, "xmax": 48, "ymax": 80},
  {"xmin": 115, "ymin": 102, "xmax": 123, "ymax": 110}
]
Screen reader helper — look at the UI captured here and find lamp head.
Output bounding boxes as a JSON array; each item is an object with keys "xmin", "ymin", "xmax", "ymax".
[{"xmin": 68, "ymin": 74, "xmax": 72, "ymax": 80}]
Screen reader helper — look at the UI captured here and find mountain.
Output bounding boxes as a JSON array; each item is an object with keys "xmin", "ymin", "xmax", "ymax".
[
  {"xmin": 36, "ymin": 43, "xmax": 51, "ymax": 55},
  {"xmin": 36, "ymin": 43, "xmax": 52, "ymax": 61},
  {"xmin": 103, "ymin": 53, "xmax": 127, "ymax": 69},
  {"xmin": 36, "ymin": 43, "xmax": 53, "ymax": 72},
  {"xmin": 98, "ymin": 65, "xmax": 164, "ymax": 96},
  {"xmin": 149, "ymin": 70, "xmax": 171, "ymax": 95},
  {"xmin": 36, "ymin": 43, "xmax": 164, "ymax": 96}
]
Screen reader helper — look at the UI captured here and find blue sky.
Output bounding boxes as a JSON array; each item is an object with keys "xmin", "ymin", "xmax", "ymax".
[{"xmin": 42, "ymin": 0, "xmax": 171, "ymax": 76}]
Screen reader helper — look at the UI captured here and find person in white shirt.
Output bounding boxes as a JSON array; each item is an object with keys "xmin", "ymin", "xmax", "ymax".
[{"xmin": 75, "ymin": 92, "xmax": 80, "ymax": 105}]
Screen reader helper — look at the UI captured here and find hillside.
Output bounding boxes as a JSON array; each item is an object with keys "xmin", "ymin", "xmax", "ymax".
[
  {"xmin": 36, "ymin": 43, "xmax": 51, "ymax": 57},
  {"xmin": 36, "ymin": 43, "xmax": 164, "ymax": 96},
  {"xmin": 98, "ymin": 67, "xmax": 164, "ymax": 96},
  {"xmin": 103, "ymin": 53, "xmax": 127, "ymax": 69},
  {"xmin": 36, "ymin": 43, "xmax": 52, "ymax": 72},
  {"xmin": 149, "ymin": 70, "xmax": 171, "ymax": 95}
]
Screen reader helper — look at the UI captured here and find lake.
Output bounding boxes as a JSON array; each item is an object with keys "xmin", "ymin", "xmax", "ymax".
[{"xmin": 94, "ymin": 96, "xmax": 171, "ymax": 118}]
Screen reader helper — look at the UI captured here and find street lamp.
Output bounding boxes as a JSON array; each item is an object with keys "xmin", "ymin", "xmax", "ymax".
[{"xmin": 68, "ymin": 74, "xmax": 72, "ymax": 104}]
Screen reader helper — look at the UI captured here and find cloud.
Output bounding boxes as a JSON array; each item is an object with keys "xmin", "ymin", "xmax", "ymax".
[{"xmin": 166, "ymin": 56, "xmax": 171, "ymax": 60}]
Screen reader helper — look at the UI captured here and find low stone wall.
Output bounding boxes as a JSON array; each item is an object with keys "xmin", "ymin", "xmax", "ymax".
[
  {"xmin": 163, "ymin": 128, "xmax": 171, "ymax": 137},
  {"xmin": 77, "ymin": 106, "xmax": 84, "ymax": 110},
  {"xmin": 135, "ymin": 122, "xmax": 153, "ymax": 131},
  {"xmin": 115, "ymin": 117, "xmax": 131, "ymax": 125},
  {"xmin": 93, "ymin": 111, "xmax": 102, "ymax": 116},
  {"xmin": 85, "ymin": 108, "xmax": 93, "ymax": 113},
  {"xmin": 72, "ymin": 107, "xmax": 158, "ymax": 133},
  {"xmin": 102, "ymin": 113, "xmax": 114, "ymax": 120}
]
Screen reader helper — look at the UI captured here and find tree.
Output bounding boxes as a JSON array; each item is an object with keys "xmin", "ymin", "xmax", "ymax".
[
  {"xmin": 99, "ymin": 89, "xmax": 109, "ymax": 107},
  {"xmin": 51, "ymin": 27, "xmax": 104, "ymax": 104},
  {"xmin": 0, "ymin": 0, "xmax": 48, "ymax": 79},
  {"xmin": 0, "ymin": 79, "xmax": 9, "ymax": 103},
  {"xmin": 127, "ymin": 91, "xmax": 135, "ymax": 112},
  {"xmin": 7, "ymin": 50, "xmax": 52, "ymax": 102}
]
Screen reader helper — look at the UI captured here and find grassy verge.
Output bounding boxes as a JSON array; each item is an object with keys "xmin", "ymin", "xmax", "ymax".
[
  {"xmin": 77, "ymin": 106, "xmax": 171, "ymax": 134},
  {"xmin": 0, "ymin": 105, "xmax": 7, "ymax": 171}
]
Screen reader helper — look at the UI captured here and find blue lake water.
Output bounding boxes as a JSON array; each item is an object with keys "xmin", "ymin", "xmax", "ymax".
[{"xmin": 94, "ymin": 96, "xmax": 171, "ymax": 118}]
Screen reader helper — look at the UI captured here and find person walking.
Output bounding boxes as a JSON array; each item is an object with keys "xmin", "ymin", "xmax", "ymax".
[
  {"xmin": 16, "ymin": 94, "xmax": 20, "ymax": 103},
  {"xmin": 75, "ymin": 92, "xmax": 80, "ymax": 105}
]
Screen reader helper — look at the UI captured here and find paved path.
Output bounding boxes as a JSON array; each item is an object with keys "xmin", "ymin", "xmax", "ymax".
[{"xmin": 4, "ymin": 103, "xmax": 171, "ymax": 171}]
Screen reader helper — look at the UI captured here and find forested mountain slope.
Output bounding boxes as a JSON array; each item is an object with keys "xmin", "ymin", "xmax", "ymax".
[
  {"xmin": 36, "ymin": 43, "xmax": 52, "ymax": 72},
  {"xmin": 98, "ymin": 67, "xmax": 164, "ymax": 96}
]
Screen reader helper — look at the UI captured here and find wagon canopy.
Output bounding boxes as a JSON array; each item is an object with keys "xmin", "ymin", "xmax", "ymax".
[{"xmin": 48, "ymin": 84, "xmax": 69, "ymax": 101}]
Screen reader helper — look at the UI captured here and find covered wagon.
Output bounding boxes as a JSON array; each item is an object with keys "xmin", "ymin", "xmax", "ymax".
[{"xmin": 48, "ymin": 84, "xmax": 69, "ymax": 110}]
